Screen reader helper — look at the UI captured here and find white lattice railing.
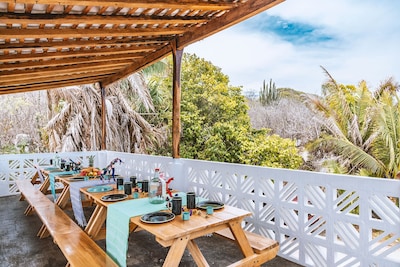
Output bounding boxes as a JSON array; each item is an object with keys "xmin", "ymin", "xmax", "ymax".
[{"xmin": 1, "ymin": 151, "xmax": 399, "ymax": 266}]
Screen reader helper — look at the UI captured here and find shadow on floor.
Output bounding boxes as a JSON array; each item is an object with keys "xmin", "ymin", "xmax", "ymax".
[{"xmin": 0, "ymin": 195, "xmax": 303, "ymax": 267}]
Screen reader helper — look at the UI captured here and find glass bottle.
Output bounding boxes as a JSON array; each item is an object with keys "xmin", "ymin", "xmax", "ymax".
[
  {"xmin": 149, "ymin": 168, "xmax": 164, "ymax": 204},
  {"xmin": 54, "ymin": 152, "xmax": 60, "ymax": 168}
]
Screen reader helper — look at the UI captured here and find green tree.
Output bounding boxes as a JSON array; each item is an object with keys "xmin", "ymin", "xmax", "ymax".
[
  {"xmin": 153, "ymin": 53, "xmax": 302, "ymax": 168},
  {"xmin": 243, "ymin": 129, "xmax": 303, "ymax": 169}
]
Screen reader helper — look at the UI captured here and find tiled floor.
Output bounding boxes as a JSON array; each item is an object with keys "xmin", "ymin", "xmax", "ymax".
[{"xmin": 0, "ymin": 195, "xmax": 302, "ymax": 267}]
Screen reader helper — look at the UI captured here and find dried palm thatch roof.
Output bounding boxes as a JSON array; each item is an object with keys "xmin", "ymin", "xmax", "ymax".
[{"xmin": 0, "ymin": 0, "xmax": 284, "ymax": 95}]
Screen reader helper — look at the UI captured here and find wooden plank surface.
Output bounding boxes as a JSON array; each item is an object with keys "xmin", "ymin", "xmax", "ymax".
[{"xmin": 53, "ymin": 231, "xmax": 118, "ymax": 267}]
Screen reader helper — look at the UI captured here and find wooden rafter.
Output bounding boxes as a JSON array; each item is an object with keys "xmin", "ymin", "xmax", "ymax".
[{"xmin": 0, "ymin": 0, "xmax": 284, "ymax": 94}]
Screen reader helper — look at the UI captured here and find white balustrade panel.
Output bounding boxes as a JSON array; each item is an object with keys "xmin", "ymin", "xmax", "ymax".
[{"xmin": 0, "ymin": 152, "xmax": 399, "ymax": 266}]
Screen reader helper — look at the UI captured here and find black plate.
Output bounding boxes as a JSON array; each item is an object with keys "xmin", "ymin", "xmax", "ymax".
[
  {"xmin": 67, "ymin": 176, "xmax": 86, "ymax": 182},
  {"xmin": 140, "ymin": 211, "xmax": 175, "ymax": 224},
  {"xmin": 58, "ymin": 174, "xmax": 74, "ymax": 178},
  {"xmin": 101, "ymin": 193, "xmax": 128, "ymax": 202},
  {"xmin": 46, "ymin": 168, "xmax": 63, "ymax": 172},
  {"xmin": 197, "ymin": 201, "xmax": 225, "ymax": 210}
]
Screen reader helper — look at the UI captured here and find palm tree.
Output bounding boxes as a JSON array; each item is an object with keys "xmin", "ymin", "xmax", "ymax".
[
  {"xmin": 305, "ymin": 66, "xmax": 394, "ymax": 177},
  {"xmin": 371, "ymin": 83, "xmax": 400, "ymax": 178},
  {"xmin": 46, "ymin": 72, "xmax": 166, "ymax": 153}
]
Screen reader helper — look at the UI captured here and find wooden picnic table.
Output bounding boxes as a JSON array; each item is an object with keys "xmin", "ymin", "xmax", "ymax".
[
  {"xmin": 131, "ymin": 205, "xmax": 255, "ymax": 267},
  {"xmin": 82, "ymin": 188, "xmax": 278, "ymax": 267}
]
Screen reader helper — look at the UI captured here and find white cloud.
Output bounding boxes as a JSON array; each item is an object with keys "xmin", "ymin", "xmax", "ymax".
[{"xmin": 185, "ymin": 0, "xmax": 400, "ymax": 95}]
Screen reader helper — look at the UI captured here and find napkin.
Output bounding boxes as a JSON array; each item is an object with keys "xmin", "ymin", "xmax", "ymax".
[
  {"xmin": 48, "ymin": 171, "xmax": 75, "ymax": 202},
  {"xmin": 106, "ymin": 198, "xmax": 167, "ymax": 267},
  {"xmin": 69, "ymin": 180, "xmax": 114, "ymax": 227}
]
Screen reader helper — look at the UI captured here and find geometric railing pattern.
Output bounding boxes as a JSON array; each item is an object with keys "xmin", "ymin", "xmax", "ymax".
[
  {"xmin": 1, "ymin": 151, "xmax": 399, "ymax": 266},
  {"xmin": 181, "ymin": 159, "xmax": 400, "ymax": 267}
]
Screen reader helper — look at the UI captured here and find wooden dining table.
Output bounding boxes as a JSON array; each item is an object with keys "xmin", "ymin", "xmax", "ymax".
[
  {"xmin": 80, "ymin": 187, "xmax": 263, "ymax": 267},
  {"xmin": 131, "ymin": 205, "xmax": 254, "ymax": 267}
]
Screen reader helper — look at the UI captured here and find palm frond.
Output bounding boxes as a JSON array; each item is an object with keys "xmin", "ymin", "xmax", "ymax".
[
  {"xmin": 46, "ymin": 72, "xmax": 166, "ymax": 153},
  {"xmin": 321, "ymin": 136, "xmax": 386, "ymax": 176}
]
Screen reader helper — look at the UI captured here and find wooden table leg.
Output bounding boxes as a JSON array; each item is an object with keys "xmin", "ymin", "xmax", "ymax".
[
  {"xmin": 229, "ymin": 220, "xmax": 254, "ymax": 258},
  {"xmin": 56, "ymin": 185, "xmax": 70, "ymax": 208},
  {"xmin": 30, "ymin": 172, "xmax": 40, "ymax": 185},
  {"xmin": 37, "ymin": 224, "xmax": 50, "ymax": 238},
  {"xmin": 162, "ymin": 236, "xmax": 190, "ymax": 267},
  {"xmin": 39, "ymin": 177, "xmax": 50, "ymax": 194},
  {"xmin": 24, "ymin": 204, "xmax": 34, "ymax": 216},
  {"xmin": 85, "ymin": 205, "xmax": 107, "ymax": 239},
  {"xmin": 187, "ymin": 239, "xmax": 210, "ymax": 267}
]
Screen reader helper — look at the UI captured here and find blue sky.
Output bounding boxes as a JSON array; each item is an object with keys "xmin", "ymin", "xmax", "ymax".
[{"xmin": 186, "ymin": 0, "xmax": 400, "ymax": 95}]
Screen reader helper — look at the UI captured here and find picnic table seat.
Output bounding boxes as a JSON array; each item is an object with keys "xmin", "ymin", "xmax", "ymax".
[
  {"xmin": 215, "ymin": 228, "xmax": 279, "ymax": 266},
  {"xmin": 16, "ymin": 179, "xmax": 118, "ymax": 267}
]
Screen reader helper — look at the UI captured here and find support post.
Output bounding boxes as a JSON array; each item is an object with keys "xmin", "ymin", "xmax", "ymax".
[
  {"xmin": 99, "ymin": 82, "xmax": 107, "ymax": 150},
  {"xmin": 171, "ymin": 40, "xmax": 183, "ymax": 158}
]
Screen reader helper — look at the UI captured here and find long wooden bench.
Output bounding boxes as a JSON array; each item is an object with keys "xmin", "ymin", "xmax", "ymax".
[
  {"xmin": 16, "ymin": 179, "xmax": 54, "ymax": 215},
  {"xmin": 16, "ymin": 179, "xmax": 118, "ymax": 267},
  {"xmin": 19, "ymin": 168, "xmax": 63, "ymax": 206},
  {"xmin": 215, "ymin": 228, "xmax": 279, "ymax": 267}
]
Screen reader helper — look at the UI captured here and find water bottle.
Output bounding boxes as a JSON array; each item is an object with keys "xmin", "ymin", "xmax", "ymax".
[
  {"xmin": 54, "ymin": 152, "xmax": 60, "ymax": 168},
  {"xmin": 149, "ymin": 168, "xmax": 164, "ymax": 204}
]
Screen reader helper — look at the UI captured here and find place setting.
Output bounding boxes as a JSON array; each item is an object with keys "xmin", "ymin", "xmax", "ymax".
[
  {"xmin": 86, "ymin": 185, "xmax": 114, "ymax": 193},
  {"xmin": 139, "ymin": 191, "xmax": 225, "ymax": 224}
]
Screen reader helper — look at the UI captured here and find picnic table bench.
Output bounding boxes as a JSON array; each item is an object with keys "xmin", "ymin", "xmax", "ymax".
[
  {"xmin": 20, "ymin": 167, "xmax": 64, "ymax": 215},
  {"xmin": 16, "ymin": 179, "xmax": 118, "ymax": 267},
  {"xmin": 215, "ymin": 228, "xmax": 279, "ymax": 266}
]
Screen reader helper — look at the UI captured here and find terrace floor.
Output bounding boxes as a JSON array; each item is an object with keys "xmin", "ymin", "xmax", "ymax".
[{"xmin": 0, "ymin": 195, "xmax": 302, "ymax": 267}]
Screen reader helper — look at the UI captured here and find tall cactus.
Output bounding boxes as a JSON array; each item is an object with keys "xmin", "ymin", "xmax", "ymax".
[{"xmin": 259, "ymin": 79, "xmax": 279, "ymax": 106}]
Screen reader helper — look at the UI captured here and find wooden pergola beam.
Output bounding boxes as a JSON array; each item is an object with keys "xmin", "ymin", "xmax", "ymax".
[
  {"xmin": 0, "ymin": 75, "xmax": 109, "ymax": 94},
  {"xmin": 0, "ymin": 36, "xmax": 171, "ymax": 51},
  {"xmin": 0, "ymin": 27, "xmax": 185, "ymax": 39},
  {"xmin": 0, "ymin": 57, "xmax": 136, "ymax": 71},
  {"xmin": 0, "ymin": 46, "xmax": 155, "ymax": 62},
  {"xmin": 1, "ymin": 0, "xmax": 235, "ymax": 10},
  {"xmin": 0, "ymin": 65, "xmax": 123, "ymax": 85},
  {"xmin": 0, "ymin": 12, "xmax": 208, "ymax": 25}
]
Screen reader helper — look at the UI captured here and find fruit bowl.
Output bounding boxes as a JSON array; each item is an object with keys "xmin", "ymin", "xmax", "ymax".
[{"xmin": 80, "ymin": 167, "xmax": 102, "ymax": 177}]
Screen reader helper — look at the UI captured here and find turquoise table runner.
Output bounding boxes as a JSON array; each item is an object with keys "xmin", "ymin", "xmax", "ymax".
[
  {"xmin": 106, "ymin": 192, "xmax": 207, "ymax": 267},
  {"xmin": 106, "ymin": 198, "xmax": 166, "ymax": 267},
  {"xmin": 69, "ymin": 179, "xmax": 114, "ymax": 226},
  {"xmin": 48, "ymin": 171, "xmax": 75, "ymax": 202}
]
